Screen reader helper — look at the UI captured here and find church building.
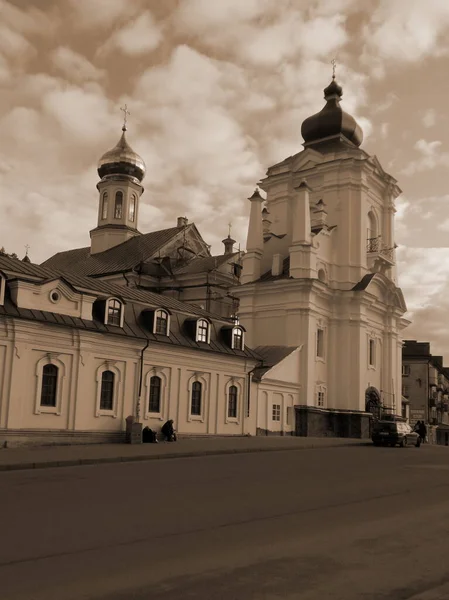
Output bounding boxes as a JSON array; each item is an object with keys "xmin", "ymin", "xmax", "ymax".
[{"xmin": 0, "ymin": 73, "xmax": 409, "ymax": 446}]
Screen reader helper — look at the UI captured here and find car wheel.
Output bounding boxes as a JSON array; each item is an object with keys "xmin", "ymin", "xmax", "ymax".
[{"xmin": 401, "ymin": 437, "xmax": 407, "ymax": 448}]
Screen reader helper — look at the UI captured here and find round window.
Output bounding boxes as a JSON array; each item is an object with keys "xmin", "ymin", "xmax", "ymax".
[{"xmin": 50, "ymin": 290, "xmax": 60, "ymax": 303}]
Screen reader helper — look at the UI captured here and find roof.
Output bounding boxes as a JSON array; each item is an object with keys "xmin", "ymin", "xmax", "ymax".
[
  {"xmin": 0, "ymin": 291, "xmax": 260, "ymax": 360},
  {"xmin": 351, "ymin": 273, "xmax": 376, "ymax": 291},
  {"xmin": 0, "ymin": 254, "xmax": 224, "ymax": 320},
  {"xmin": 41, "ymin": 226, "xmax": 183, "ymax": 277},
  {"xmin": 173, "ymin": 253, "xmax": 239, "ymax": 276},
  {"xmin": 252, "ymin": 345, "xmax": 298, "ymax": 380},
  {"xmin": 259, "ymin": 257, "xmax": 290, "ymax": 282}
]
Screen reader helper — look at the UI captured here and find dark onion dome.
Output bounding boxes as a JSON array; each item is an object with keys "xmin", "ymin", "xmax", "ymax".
[
  {"xmin": 301, "ymin": 77, "xmax": 363, "ymax": 148},
  {"xmin": 97, "ymin": 126, "xmax": 146, "ymax": 182}
]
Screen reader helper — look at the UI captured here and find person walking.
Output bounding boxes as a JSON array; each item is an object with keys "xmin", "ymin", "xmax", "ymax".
[{"xmin": 418, "ymin": 420, "xmax": 427, "ymax": 444}]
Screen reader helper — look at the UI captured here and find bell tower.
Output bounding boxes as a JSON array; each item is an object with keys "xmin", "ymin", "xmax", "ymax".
[{"xmin": 90, "ymin": 105, "xmax": 146, "ymax": 255}]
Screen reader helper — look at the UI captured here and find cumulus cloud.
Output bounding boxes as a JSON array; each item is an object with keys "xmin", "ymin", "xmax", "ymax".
[
  {"xmin": 362, "ymin": 0, "xmax": 449, "ymax": 65},
  {"xmin": 52, "ymin": 47, "xmax": 105, "ymax": 83},
  {"xmin": 400, "ymin": 139, "xmax": 449, "ymax": 175},
  {"xmin": 97, "ymin": 11, "xmax": 163, "ymax": 57},
  {"xmin": 65, "ymin": 0, "xmax": 142, "ymax": 29},
  {"xmin": 423, "ymin": 109, "xmax": 436, "ymax": 128},
  {"xmin": 0, "ymin": 0, "xmax": 57, "ymax": 35}
]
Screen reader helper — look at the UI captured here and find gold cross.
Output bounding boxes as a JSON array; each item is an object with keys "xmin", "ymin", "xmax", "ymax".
[
  {"xmin": 120, "ymin": 104, "xmax": 130, "ymax": 130},
  {"xmin": 331, "ymin": 58, "xmax": 337, "ymax": 80}
]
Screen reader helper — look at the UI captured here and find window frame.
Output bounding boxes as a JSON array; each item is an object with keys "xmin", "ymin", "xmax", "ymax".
[
  {"xmin": 368, "ymin": 338, "xmax": 376, "ymax": 368},
  {"xmin": 95, "ymin": 363, "xmax": 121, "ymax": 418},
  {"xmin": 153, "ymin": 309, "xmax": 170, "ymax": 336},
  {"xmin": 99, "ymin": 370, "xmax": 115, "ymax": 411},
  {"xmin": 402, "ymin": 364, "xmax": 411, "ymax": 376},
  {"xmin": 316, "ymin": 385, "xmax": 327, "ymax": 408},
  {"xmin": 316, "ymin": 327, "xmax": 325, "ymax": 360},
  {"xmin": 40, "ymin": 364, "xmax": 59, "ymax": 408},
  {"xmin": 272, "ymin": 403, "xmax": 281, "ymax": 422},
  {"xmin": 148, "ymin": 375, "xmax": 162, "ymax": 413},
  {"xmin": 34, "ymin": 355, "xmax": 66, "ymax": 415},
  {"xmin": 227, "ymin": 384, "xmax": 238, "ymax": 419},
  {"xmin": 0, "ymin": 272, "xmax": 5, "ymax": 306},
  {"xmin": 101, "ymin": 191, "xmax": 109, "ymax": 220},
  {"xmin": 187, "ymin": 374, "xmax": 208, "ymax": 422},
  {"xmin": 196, "ymin": 319, "xmax": 210, "ymax": 344},
  {"xmin": 114, "ymin": 190, "xmax": 123, "ymax": 219},
  {"xmin": 105, "ymin": 298, "xmax": 124, "ymax": 327},
  {"xmin": 231, "ymin": 327, "xmax": 244, "ymax": 351},
  {"xmin": 129, "ymin": 194, "xmax": 136, "ymax": 222},
  {"xmin": 144, "ymin": 368, "xmax": 167, "ymax": 420}
]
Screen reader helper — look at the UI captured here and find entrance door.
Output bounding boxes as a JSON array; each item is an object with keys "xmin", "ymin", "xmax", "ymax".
[{"xmin": 365, "ymin": 387, "xmax": 381, "ymax": 435}]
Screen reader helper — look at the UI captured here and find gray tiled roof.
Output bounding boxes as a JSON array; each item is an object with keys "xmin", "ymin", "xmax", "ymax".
[
  {"xmin": 259, "ymin": 257, "xmax": 290, "ymax": 281},
  {"xmin": 0, "ymin": 253, "xmax": 261, "ymax": 360},
  {"xmin": 252, "ymin": 345, "xmax": 298, "ymax": 380},
  {"xmin": 41, "ymin": 226, "xmax": 183, "ymax": 277},
  {"xmin": 173, "ymin": 253, "xmax": 239, "ymax": 276}
]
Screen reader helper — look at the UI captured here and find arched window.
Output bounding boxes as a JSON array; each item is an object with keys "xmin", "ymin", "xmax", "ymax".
[
  {"xmin": 367, "ymin": 211, "xmax": 378, "ymax": 239},
  {"xmin": 129, "ymin": 194, "xmax": 136, "ymax": 222},
  {"xmin": 228, "ymin": 385, "xmax": 238, "ymax": 418},
  {"xmin": 100, "ymin": 370, "xmax": 114, "ymax": 411},
  {"xmin": 40, "ymin": 364, "xmax": 58, "ymax": 407},
  {"xmin": 232, "ymin": 327, "xmax": 244, "ymax": 350},
  {"xmin": 114, "ymin": 191, "xmax": 123, "ymax": 219},
  {"xmin": 107, "ymin": 299, "xmax": 122, "ymax": 326},
  {"xmin": 148, "ymin": 376, "xmax": 161, "ymax": 413},
  {"xmin": 318, "ymin": 268, "xmax": 326, "ymax": 283},
  {"xmin": 101, "ymin": 191, "xmax": 108, "ymax": 220},
  {"xmin": 154, "ymin": 310, "xmax": 169, "ymax": 335},
  {"xmin": 191, "ymin": 381, "xmax": 202, "ymax": 416},
  {"xmin": 196, "ymin": 319, "xmax": 209, "ymax": 343}
]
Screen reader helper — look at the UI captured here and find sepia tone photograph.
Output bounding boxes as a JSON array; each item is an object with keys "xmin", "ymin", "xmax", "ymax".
[{"xmin": 1, "ymin": 0, "xmax": 449, "ymax": 598}]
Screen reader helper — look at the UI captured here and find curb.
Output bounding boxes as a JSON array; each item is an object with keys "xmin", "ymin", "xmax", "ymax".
[{"xmin": 0, "ymin": 441, "xmax": 370, "ymax": 473}]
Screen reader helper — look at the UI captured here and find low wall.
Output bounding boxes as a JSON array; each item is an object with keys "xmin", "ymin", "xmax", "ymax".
[
  {"xmin": 0, "ymin": 428, "xmax": 126, "ymax": 449},
  {"xmin": 294, "ymin": 406, "xmax": 371, "ymax": 439}
]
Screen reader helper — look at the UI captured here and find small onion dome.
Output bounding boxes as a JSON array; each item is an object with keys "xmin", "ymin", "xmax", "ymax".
[
  {"xmin": 97, "ymin": 127, "xmax": 146, "ymax": 182},
  {"xmin": 22, "ymin": 254, "xmax": 31, "ymax": 263},
  {"xmin": 301, "ymin": 78, "xmax": 363, "ymax": 148}
]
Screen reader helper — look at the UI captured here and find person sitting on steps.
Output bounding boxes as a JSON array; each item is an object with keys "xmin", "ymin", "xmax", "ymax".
[{"xmin": 161, "ymin": 419, "xmax": 177, "ymax": 442}]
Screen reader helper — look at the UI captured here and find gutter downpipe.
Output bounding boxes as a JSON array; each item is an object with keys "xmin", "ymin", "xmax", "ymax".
[
  {"xmin": 136, "ymin": 338, "xmax": 150, "ymax": 422},
  {"xmin": 246, "ymin": 361, "xmax": 264, "ymax": 433}
]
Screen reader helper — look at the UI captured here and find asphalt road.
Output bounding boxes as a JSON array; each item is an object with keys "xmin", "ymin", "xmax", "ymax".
[{"xmin": 1, "ymin": 444, "xmax": 449, "ymax": 600}]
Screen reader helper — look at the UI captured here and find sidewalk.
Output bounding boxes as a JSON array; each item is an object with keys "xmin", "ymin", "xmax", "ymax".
[{"xmin": 0, "ymin": 436, "xmax": 369, "ymax": 472}]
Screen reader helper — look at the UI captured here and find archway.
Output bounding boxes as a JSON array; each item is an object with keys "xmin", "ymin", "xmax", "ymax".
[{"xmin": 365, "ymin": 386, "xmax": 381, "ymax": 434}]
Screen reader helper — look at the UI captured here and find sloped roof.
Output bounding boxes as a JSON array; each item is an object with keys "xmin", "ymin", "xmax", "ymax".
[
  {"xmin": 173, "ymin": 253, "xmax": 239, "ymax": 276},
  {"xmin": 41, "ymin": 226, "xmax": 183, "ymax": 277},
  {"xmin": 0, "ymin": 254, "xmax": 222, "ymax": 319},
  {"xmin": 259, "ymin": 257, "xmax": 290, "ymax": 282},
  {"xmin": 252, "ymin": 345, "xmax": 298, "ymax": 380}
]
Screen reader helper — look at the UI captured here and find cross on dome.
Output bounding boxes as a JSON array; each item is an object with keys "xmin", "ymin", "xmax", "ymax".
[{"xmin": 120, "ymin": 104, "xmax": 130, "ymax": 131}]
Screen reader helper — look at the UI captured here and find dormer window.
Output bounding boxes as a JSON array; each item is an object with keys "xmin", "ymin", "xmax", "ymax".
[
  {"xmin": 0, "ymin": 273, "xmax": 5, "ymax": 306},
  {"xmin": 101, "ymin": 191, "xmax": 108, "ymax": 220},
  {"xmin": 232, "ymin": 327, "xmax": 244, "ymax": 351},
  {"xmin": 196, "ymin": 319, "xmax": 210, "ymax": 343},
  {"xmin": 106, "ymin": 298, "xmax": 123, "ymax": 327},
  {"xmin": 154, "ymin": 309, "xmax": 170, "ymax": 336},
  {"xmin": 114, "ymin": 191, "xmax": 123, "ymax": 219}
]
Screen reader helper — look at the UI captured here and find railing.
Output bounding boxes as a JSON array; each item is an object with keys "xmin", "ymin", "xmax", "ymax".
[{"xmin": 366, "ymin": 237, "xmax": 395, "ymax": 262}]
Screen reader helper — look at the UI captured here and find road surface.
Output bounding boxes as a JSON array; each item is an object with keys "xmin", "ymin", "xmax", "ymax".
[{"xmin": 1, "ymin": 443, "xmax": 449, "ymax": 599}]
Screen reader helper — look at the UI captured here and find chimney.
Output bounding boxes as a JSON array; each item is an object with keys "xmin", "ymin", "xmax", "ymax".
[
  {"xmin": 271, "ymin": 254, "xmax": 283, "ymax": 276},
  {"xmin": 177, "ymin": 217, "xmax": 188, "ymax": 227}
]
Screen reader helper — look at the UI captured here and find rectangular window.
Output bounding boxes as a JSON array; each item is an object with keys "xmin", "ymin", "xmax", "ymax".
[
  {"xmin": 317, "ymin": 389, "xmax": 326, "ymax": 407},
  {"xmin": 402, "ymin": 385, "xmax": 409, "ymax": 397},
  {"xmin": 316, "ymin": 328, "xmax": 324, "ymax": 359},
  {"xmin": 99, "ymin": 371, "xmax": 114, "ymax": 411},
  {"xmin": 369, "ymin": 339, "xmax": 375, "ymax": 367},
  {"xmin": 191, "ymin": 381, "xmax": 202, "ymax": 416},
  {"xmin": 402, "ymin": 364, "xmax": 411, "ymax": 376},
  {"xmin": 272, "ymin": 404, "xmax": 281, "ymax": 421}
]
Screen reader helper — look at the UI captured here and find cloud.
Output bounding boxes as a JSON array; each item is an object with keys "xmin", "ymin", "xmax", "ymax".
[
  {"xmin": 400, "ymin": 138, "xmax": 449, "ymax": 175},
  {"xmin": 0, "ymin": 0, "xmax": 57, "ymax": 35},
  {"xmin": 423, "ymin": 109, "xmax": 436, "ymax": 128},
  {"xmin": 97, "ymin": 11, "xmax": 163, "ymax": 57},
  {"xmin": 52, "ymin": 47, "xmax": 105, "ymax": 83},
  {"xmin": 0, "ymin": 25, "xmax": 33, "ymax": 57},
  {"xmin": 65, "ymin": 0, "xmax": 142, "ymax": 29},
  {"xmin": 362, "ymin": 0, "xmax": 449, "ymax": 66}
]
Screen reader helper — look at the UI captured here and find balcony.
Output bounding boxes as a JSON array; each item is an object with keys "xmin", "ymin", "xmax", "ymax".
[{"xmin": 366, "ymin": 236, "xmax": 395, "ymax": 267}]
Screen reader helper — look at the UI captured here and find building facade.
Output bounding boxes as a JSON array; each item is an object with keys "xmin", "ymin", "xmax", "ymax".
[
  {"xmin": 234, "ymin": 76, "xmax": 409, "ymax": 435},
  {"xmin": 402, "ymin": 340, "xmax": 449, "ymax": 428}
]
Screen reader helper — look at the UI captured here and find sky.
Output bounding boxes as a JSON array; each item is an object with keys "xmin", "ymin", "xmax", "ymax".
[{"xmin": 1, "ymin": 0, "xmax": 449, "ymax": 359}]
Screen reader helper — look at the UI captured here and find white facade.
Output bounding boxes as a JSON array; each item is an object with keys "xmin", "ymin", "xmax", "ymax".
[{"xmin": 236, "ymin": 142, "xmax": 409, "ymax": 419}]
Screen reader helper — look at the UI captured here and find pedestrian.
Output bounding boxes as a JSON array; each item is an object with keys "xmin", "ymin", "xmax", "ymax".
[
  {"xmin": 418, "ymin": 421, "xmax": 427, "ymax": 444},
  {"xmin": 161, "ymin": 419, "xmax": 177, "ymax": 442}
]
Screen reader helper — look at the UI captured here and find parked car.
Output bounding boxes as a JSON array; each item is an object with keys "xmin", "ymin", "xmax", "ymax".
[{"xmin": 372, "ymin": 420, "xmax": 421, "ymax": 447}]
